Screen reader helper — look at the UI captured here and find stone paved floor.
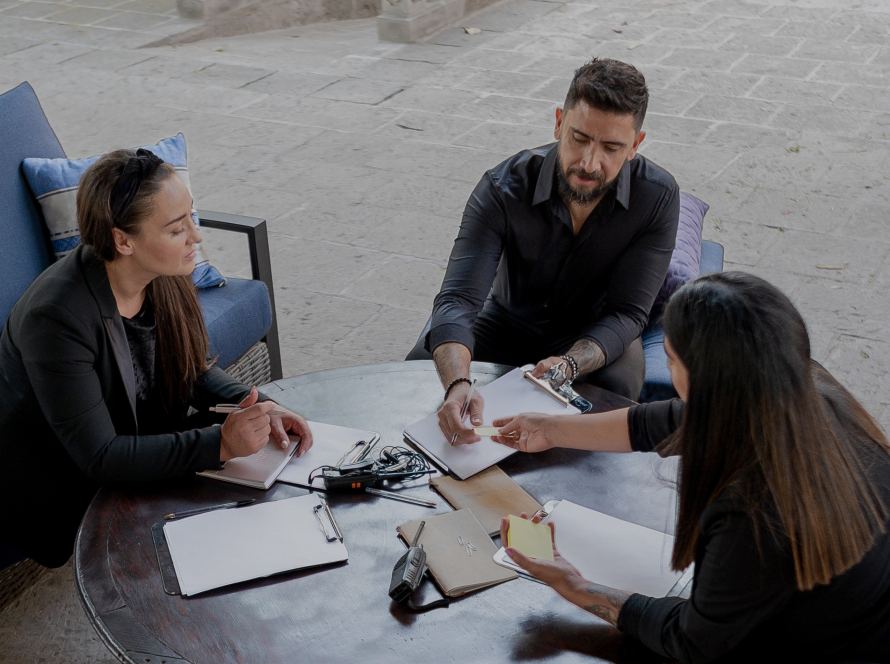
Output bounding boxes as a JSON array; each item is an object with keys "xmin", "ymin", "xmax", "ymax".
[{"xmin": 2, "ymin": 0, "xmax": 890, "ymax": 660}]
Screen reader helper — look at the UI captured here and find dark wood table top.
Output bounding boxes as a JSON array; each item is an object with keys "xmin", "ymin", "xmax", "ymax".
[{"xmin": 75, "ymin": 361, "xmax": 678, "ymax": 664}]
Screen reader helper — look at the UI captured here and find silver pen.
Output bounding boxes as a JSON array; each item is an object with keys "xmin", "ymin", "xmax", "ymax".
[
  {"xmin": 450, "ymin": 378, "xmax": 477, "ymax": 446},
  {"xmin": 365, "ymin": 487, "xmax": 437, "ymax": 508},
  {"xmin": 210, "ymin": 404, "xmax": 290, "ymax": 416}
]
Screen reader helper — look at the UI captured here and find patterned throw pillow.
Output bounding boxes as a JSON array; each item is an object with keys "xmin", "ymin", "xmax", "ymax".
[
  {"xmin": 652, "ymin": 192, "xmax": 708, "ymax": 314},
  {"xmin": 22, "ymin": 133, "xmax": 225, "ymax": 288}
]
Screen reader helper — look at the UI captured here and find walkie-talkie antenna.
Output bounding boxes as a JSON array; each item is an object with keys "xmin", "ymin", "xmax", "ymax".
[{"xmin": 411, "ymin": 521, "xmax": 425, "ymax": 548}]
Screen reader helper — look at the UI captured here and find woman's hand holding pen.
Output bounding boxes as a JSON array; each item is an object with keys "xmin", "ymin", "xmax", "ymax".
[
  {"xmin": 490, "ymin": 413, "xmax": 555, "ymax": 453},
  {"xmin": 220, "ymin": 387, "xmax": 276, "ymax": 462}
]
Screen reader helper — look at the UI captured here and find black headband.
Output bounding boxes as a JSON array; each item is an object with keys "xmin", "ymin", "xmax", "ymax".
[{"xmin": 109, "ymin": 148, "xmax": 165, "ymax": 227}]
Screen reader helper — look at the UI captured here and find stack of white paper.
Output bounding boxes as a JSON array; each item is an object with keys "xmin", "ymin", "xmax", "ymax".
[
  {"xmin": 163, "ymin": 494, "xmax": 348, "ymax": 596},
  {"xmin": 403, "ymin": 367, "xmax": 580, "ymax": 480}
]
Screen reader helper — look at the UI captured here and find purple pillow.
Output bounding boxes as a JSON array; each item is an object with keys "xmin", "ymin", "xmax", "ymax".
[{"xmin": 653, "ymin": 192, "xmax": 708, "ymax": 313}]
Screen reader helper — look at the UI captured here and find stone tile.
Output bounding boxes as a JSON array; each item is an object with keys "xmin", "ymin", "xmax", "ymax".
[
  {"xmin": 762, "ymin": 5, "xmax": 839, "ymax": 22},
  {"xmin": 119, "ymin": 54, "xmax": 209, "ymax": 78},
  {"xmin": 61, "ymin": 46, "xmax": 151, "ymax": 71},
  {"xmin": 457, "ymin": 70, "xmax": 551, "ymax": 97},
  {"xmin": 731, "ymin": 187, "xmax": 853, "ymax": 234},
  {"xmin": 812, "ymin": 61, "xmax": 890, "ymax": 88},
  {"xmin": 700, "ymin": 219, "xmax": 786, "ymax": 266},
  {"xmin": 774, "ymin": 20, "xmax": 855, "ymax": 41},
  {"xmin": 771, "ymin": 104, "xmax": 871, "ymax": 137},
  {"xmin": 91, "ymin": 9, "xmax": 170, "ymax": 29},
  {"xmin": 529, "ymin": 76, "xmax": 571, "ymax": 103},
  {"xmin": 695, "ymin": 0, "xmax": 767, "ymax": 17},
  {"xmin": 307, "ymin": 76, "xmax": 404, "ymax": 105},
  {"xmin": 272, "ymin": 200, "xmax": 396, "ymax": 244},
  {"xmin": 279, "ymin": 344, "xmax": 357, "ymax": 377},
  {"xmin": 269, "ymin": 235, "xmax": 388, "ymax": 295},
  {"xmin": 376, "ymin": 111, "xmax": 484, "ymax": 144},
  {"xmin": 639, "ymin": 142, "xmax": 738, "ymax": 187},
  {"xmin": 647, "ymin": 88, "xmax": 702, "ymax": 116},
  {"xmin": 275, "ymin": 288, "xmax": 380, "ymax": 353},
  {"xmin": 793, "ymin": 278, "xmax": 890, "ymax": 344},
  {"xmin": 720, "ymin": 143, "xmax": 832, "ymax": 191},
  {"xmin": 340, "ymin": 255, "xmax": 446, "ymax": 312},
  {"xmin": 518, "ymin": 54, "xmax": 585, "ymax": 77},
  {"xmin": 0, "ymin": 35, "xmax": 35, "ymax": 56},
  {"xmin": 703, "ymin": 16, "xmax": 786, "ymax": 35},
  {"xmin": 238, "ymin": 70, "xmax": 339, "ymax": 96},
  {"xmin": 836, "ymin": 201, "xmax": 890, "ymax": 244},
  {"xmin": 426, "ymin": 26, "xmax": 499, "ymax": 48},
  {"xmin": 671, "ymin": 70, "xmax": 761, "ymax": 97},
  {"xmin": 793, "ymin": 40, "xmax": 879, "ymax": 64},
  {"xmin": 0, "ymin": 1, "xmax": 65, "ymax": 17},
  {"xmin": 179, "ymin": 62, "xmax": 275, "ymax": 89},
  {"xmin": 643, "ymin": 114, "xmax": 714, "ymax": 144},
  {"xmin": 634, "ymin": 10, "xmax": 715, "ymax": 29},
  {"xmin": 382, "ymin": 85, "xmax": 480, "ymax": 114},
  {"xmin": 443, "ymin": 148, "xmax": 512, "ymax": 182},
  {"xmin": 749, "ymin": 77, "xmax": 842, "ymax": 105},
  {"xmin": 353, "ymin": 209, "xmax": 460, "ymax": 262},
  {"xmin": 451, "ymin": 48, "xmax": 540, "ymax": 72},
  {"xmin": 42, "ymin": 5, "xmax": 116, "ymax": 22},
  {"xmin": 456, "ymin": 94, "xmax": 555, "ymax": 126},
  {"xmin": 365, "ymin": 139, "xmax": 483, "ymax": 180},
  {"xmin": 761, "ymin": 230, "xmax": 890, "ymax": 284},
  {"xmin": 451, "ymin": 121, "xmax": 553, "ymax": 154},
  {"xmin": 823, "ymin": 336, "xmax": 890, "ymax": 406},
  {"xmin": 381, "ymin": 43, "xmax": 466, "ymax": 65},
  {"xmin": 347, "ymin": 56, "xmax": 441, "ymax": 84},
  {"xmin": 412, "ymin": 64, "xmax": 477, "ymax": 88},
  {"xmin": 659, "ymin": 48, "xmax": 745, "ymax": 73},
  {"xmin": 239, "ymin": 95, "xmax": 401, "ymax": 133},
  {"xmin": 834, "ymin": 85, "xmax": 890, "ymax": 113},
  {"xmin": 361, "ymin": 172, "xmax": 471, "ymax": 215},
  {"xmin": 1, "ymin": 40, "xmax": 92, "ymax": 64},
  {"xmin": 198, "ymin": 184, "xmax": 307, "ymax": 221},
  {"xmin": 721, "ymin": 33, "xmax": 801, "ymax": 57},
  {"xmin": 113, "ymin": 0, "xmax": 174, "ymax": 12},
  {"xmin": 685, "ymin": 95, "xmax": 780, "ymax": 125},
  {"xmin": 332, "ymin": 305, "xmax": 432, "ymax": 361},
  {"xmin": 731, "ymin": 54, "xmax": 819, "ymax": 78}
]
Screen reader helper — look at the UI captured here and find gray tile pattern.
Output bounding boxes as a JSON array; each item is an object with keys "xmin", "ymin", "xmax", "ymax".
[{"xmin": 2, "ymin": 0, "xmax": 890, "ymax": 660}]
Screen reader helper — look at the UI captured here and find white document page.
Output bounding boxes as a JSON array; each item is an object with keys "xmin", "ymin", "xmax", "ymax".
[
  {"xmin": 196, "ymin": 434, "xmax": 300, "ymax": 489},
  {"xmin": 163, "ymin": 494, "xmax": 348, "ymax": 596},
  {"xmin": 403, "ymin": 367, "xmax": 579, "ymax": 480},
  {"xmin": 276, "ymin": 421, "xmax": 379, "ymax": 488},
  {"xmin": 542, "ymin": 500, "xmax": 685, "ymax": 597}
]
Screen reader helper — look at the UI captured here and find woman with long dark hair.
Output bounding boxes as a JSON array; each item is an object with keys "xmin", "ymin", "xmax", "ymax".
[
  {"xmin": 0, "ymin": 149, "xmax": 313, "ymax": 568},
  {"xmin": 493, "ymin": 272, "xmax": 890, "ymax": 663}
]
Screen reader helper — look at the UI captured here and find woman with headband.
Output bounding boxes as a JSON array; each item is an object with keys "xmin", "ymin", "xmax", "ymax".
[
  {"xmin": 0, "ymin": 149, "xmax": 313, "ymax": 568},
  {"xmin": 494, "ymin": 272, "xmax": 890, "ymax": 663}
]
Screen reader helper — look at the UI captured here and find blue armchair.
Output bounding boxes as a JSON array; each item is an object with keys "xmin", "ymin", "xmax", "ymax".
[{"xmin": 0, "ymin": 82, "xmax": 283, "ymax": 583}]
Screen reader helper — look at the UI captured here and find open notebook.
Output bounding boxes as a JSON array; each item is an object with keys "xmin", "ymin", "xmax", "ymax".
[
  {"xmin": 276, "ymin": 421, "xmax": 380, "ymax": 489},
  {"xmin": 494, "ymin": 500, "xmax": 693, "ymax": 598},
  {"xmin": 197, "ymin": 434, "xmax": 301, "ymax": 489},
  {"xmin": 163, "ymin": 494, "xmax": 347, "ymax": 596},
  {"xmin": 404, "ymin": 367, "xmax": 580, "ymax": 480}
]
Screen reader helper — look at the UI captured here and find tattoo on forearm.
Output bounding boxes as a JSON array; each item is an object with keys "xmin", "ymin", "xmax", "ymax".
[
  {"xmin": 568, "ymin": 339, "xmax": 606, "ymax": 377},
  {"xmin": 581, "ymin": 583, "xmax": 629, "ymax": 626}
]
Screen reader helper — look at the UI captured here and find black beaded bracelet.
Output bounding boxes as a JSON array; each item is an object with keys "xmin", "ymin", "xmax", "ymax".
[
  {"xmin": 559, "ymin": 355, "xmax": 579, "ymax": 383},
  {"xmin": 444, "ymin": 376, "xmax": 472, "ymax": 400}
]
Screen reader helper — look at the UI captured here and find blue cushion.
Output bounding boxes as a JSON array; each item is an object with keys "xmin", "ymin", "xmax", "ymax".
[
  {"xmin": 652, "ymin": 192, "xmax": 707, "ymax": 314},
  {"xmin": 21, "ymin": 133, "xmax": 225, "ymax": 288},
  {"xmin": 640, "ymin": 239, "xmax": 724, "ymax": 403},
  {"xmin": 199, "ymin": 278, "xmax": 272, "ymax": 369},
  {"xmin": 0, "ymin": 83, "xmax": 63, "ymax": 327}
]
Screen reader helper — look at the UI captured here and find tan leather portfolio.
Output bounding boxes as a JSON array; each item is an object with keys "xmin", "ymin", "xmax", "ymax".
[
  {"xmin": 397, "ymin": 509, "xmax": 516, "ymax": 597},
  {"xmin": 430, "ymin": 466, "xmax": 542, "ymax": 536}
]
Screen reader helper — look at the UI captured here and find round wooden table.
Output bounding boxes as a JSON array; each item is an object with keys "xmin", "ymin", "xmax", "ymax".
[{"xmin": 75, "ymin": 361, "xmax": 678, "ymax": 664}]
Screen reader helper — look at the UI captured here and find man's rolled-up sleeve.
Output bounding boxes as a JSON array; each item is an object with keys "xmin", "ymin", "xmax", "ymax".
[
  {"xmin": 427, "ymin": 173, "xmax": 506, "ymax": 355},
  {"xmin": 580, "ymin": 185, "xmax": 679, "ymax": 363}
]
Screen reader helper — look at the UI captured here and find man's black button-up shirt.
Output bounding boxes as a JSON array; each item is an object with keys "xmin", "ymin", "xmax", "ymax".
[{"xmin": 427, "ymin": 142, "xmax": 680, "ymax": 364}]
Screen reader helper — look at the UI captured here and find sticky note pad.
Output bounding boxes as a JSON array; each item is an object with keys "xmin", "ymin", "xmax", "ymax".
[{"xmin": 507, "ymin": 515, "xmax": 554, "ymax": 561}]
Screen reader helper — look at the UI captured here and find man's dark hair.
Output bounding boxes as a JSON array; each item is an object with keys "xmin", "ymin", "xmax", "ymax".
[{"xmin": 564, "ymin": 58, "xmax": 649, "ymax": 132}]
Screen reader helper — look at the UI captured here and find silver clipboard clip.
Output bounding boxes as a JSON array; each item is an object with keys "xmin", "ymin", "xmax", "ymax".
[
  {"xmin": 522, "ymin": 368, "xmax": 593, "ymax": 414},
  {"xmin": 314, "ymin": 499, "xmax": 344, "ymax": 542}
]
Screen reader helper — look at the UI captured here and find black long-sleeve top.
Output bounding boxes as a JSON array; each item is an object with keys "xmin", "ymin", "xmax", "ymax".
[
  {"xmin": 426, "ymin": 143, "xmax": 679, "ymax": 364},
  {"xmin": 0, "ymin": 245, "xmax": 267, "ymax": 567},
  {"xmin": 619, "ymin": 399, "xmax": 890, "ymax": 663}
]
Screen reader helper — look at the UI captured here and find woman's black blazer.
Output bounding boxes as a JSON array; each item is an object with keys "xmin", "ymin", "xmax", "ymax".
[{"xmin": 0, "ymin": 244, "xmax": 253, "ymax": 566}]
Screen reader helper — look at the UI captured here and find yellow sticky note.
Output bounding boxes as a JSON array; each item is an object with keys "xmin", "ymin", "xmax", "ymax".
[{"xmin": 507, "ymin": 514, "xmax": 554, "ymax": 561}]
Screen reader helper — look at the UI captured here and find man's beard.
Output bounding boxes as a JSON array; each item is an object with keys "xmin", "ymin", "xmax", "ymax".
[{"xmin": 556, "ymin": 152, "xmax": 614, "ymax": 204}]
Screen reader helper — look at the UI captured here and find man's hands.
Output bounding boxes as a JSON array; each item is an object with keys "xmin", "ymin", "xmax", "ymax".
[
  {"xmin": 219, "ymin": 387, "xmax": 314, "ymax": 462},
  {"xmin": 500, "ymin": 512, "xmax": 629, "ymax": 627},
  {"xmin": 491, "ymin": 413, "xmax": 555, "ymax": 453},
  {"xmin": 437, "ymin": 380, "xmax": 485, "ymax": 445}
]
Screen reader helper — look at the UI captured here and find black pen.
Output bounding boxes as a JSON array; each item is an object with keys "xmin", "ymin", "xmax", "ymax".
[{"xmin": 163, "ymin": 499, "xmax": 256, "ymax": 520}]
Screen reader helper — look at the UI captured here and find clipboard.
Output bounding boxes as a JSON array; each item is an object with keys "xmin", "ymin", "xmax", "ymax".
[
  {"xmin": 151, "ymin": 495, "xmax": 346, "ymax": 596},
  {"xmin": 522, "ymin": 371, "xmax": 593, "ymax": 413}
]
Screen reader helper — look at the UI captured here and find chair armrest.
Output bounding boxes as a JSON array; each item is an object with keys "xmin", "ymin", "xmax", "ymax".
[{"xmin": 196, "ymin": 210, "xmax": 282, "ymax": 381}]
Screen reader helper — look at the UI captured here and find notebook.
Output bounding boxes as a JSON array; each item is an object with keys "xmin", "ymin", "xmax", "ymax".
[
  {"xmin": 493, "ymin": 500, "xmax": 693, "ymax": 597},
  {"xmin": 429, "ymin": 465, "xmax": 542, "ymax": 536},
  {"xmin": 163, "ymin": 494, "xmax": 348, "ymax": 596},
  {"xmin": 403, "ymin": 367, "xmax": 580, "ymax": 480},
  {"xmin": 276, "ymin": 421, "xmax": 381, "ymax": 489},
  {"xmin": 397, "ymin": 509, "xmax": 516, "ymax": 597},
  {"xmin": 196, "ymin": 434, "xmax": 301, "ymax": 489}
]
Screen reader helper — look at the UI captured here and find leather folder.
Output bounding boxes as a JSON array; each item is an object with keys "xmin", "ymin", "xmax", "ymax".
[
  {"xmin": 430, "ymin": 466, "xmax": 542, "ymax": 537},
  {"xmin": 398, "ymin": 509, "xmax": 516, "ymax": 597}
]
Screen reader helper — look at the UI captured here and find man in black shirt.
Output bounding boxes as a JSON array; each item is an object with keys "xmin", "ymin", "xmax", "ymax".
[{"xmin": 407, "ymin": 58, "xmax": 680, "ymax": 444}]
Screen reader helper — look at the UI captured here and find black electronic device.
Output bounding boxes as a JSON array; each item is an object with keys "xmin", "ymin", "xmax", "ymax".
[
  {"xmin": 389, "ymin": 521, "xmax": 427, "ymax": 603},
  {"xmin": 310, "ymin": 445, "xmax": 435, "ymax": 492}
]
